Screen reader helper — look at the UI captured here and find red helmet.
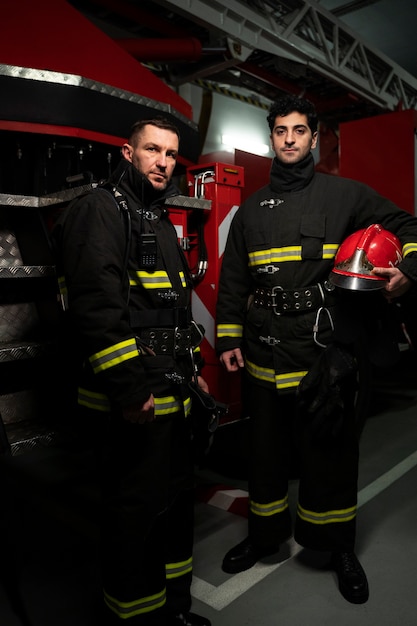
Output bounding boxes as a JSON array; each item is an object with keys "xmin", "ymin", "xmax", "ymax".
[{"xmin": 330, "ymin": 224, "xmax": 403, "ymax": 291}]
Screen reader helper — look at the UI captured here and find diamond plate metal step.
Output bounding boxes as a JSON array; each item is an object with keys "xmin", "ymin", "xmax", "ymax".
[{"xmin": 0, "ymin": 192, "xmax": 74, "ymax": 456}]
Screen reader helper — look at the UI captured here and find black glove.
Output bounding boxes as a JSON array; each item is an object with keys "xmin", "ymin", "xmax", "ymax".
[
  {"xmin": 188, "ymin": 380, "xmax": 228, "ymax": 466},
  {"xmin": 296, "ymin": 343, "xmax": 357, "ymax": 441}
]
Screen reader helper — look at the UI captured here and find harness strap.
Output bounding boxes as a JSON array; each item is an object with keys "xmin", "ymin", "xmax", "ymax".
[{"xmin": 129, "ymin": 307, "xmax": 191, "ymax": 329}]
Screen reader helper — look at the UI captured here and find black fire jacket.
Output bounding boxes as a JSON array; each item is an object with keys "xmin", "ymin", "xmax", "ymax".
[
  {"xmin": 53, "ymin": 159, "xmax": 200, "ymax": 416},
  {"xmin": 216, "ymin": 153, "xmax": 417, "ymax": 392}
]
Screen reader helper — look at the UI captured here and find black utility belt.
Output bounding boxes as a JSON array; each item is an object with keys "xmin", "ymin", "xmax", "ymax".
[
  {"xmin": 137, "ymin": 322, "xmax": 204, "ymax": 357},
  {"xmin": 253, "ymin": 281, "xmax": 336, "ymax": 315}
]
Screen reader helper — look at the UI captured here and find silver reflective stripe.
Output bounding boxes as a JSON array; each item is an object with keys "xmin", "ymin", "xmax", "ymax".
[
  {"xmin": 249, "ymin": 243, "xmax": 339, "ymax": 266},
  {"xmin": 154, "ymin": 395, "xmax": 182, "ymax": 416},
  {"xmin": 165, "ymin": 556, "xmax": 193, "ymax": 579},
  {"xmin": 183, "ymin": 395, "xmax": 192, "ymax": 417},
  {"xmin": 297, "ymin": 503, "xmax": 357, "ymax": 525},
  {"xmin": 78, "ymin": 387, "xmax": 110, "ymax": 412},
  {"xmin": 77, "ymin": 390, "xmax": 186, "ymax": 416},
  {"xmin": 57, "ymin": 274, "xmax": 68, "ymax": 311},
  {"xmin": 89, "ymin": 338, "xmax": 139, "ymax": 373},
  {"xmin": 250, "ymin": 494, "xmax": 289, "ymax": 517},
  {"xmin": 245, "ymin": 359, "xmax": 275, "ymax": 384},
  {"xmin": 403, "ymin": 241, "xmax": 417, "ymax": 255},
  {"xmin": 217, "ymin": 323, "xmax": 243, "ymax": 338},
  {"xmin": 103, "ymin": 587, "xmax": 166, "ymax": 618},
  {"xmin": 249, "ymin": 246, "xmax": 301, "ymax": 266},
  {"xmin": 275, "ymin": 370, "xmax": 307, "ymax": 389},
  {"xmin": 245, "ymin": 358, "xmax": 307, "ymax": 390},
  {"xmin": 130, "ymin": 270, "xmax": 172, "ymax": 289}
]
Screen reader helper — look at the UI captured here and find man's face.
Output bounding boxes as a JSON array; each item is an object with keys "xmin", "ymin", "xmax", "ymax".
[
  {"xmin": 122, "ymin": 124, "xmax": 179, "ymax": 192},
  {"xmin": 270, "ymin": 111, "xmax": 317, "ymax": 165}
]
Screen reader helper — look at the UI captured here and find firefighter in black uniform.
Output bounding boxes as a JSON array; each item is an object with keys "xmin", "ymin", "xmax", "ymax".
[
  {"xmin": 53, "ymin": 118, "xmax": 211, "ymax": 626},
  {"xmin": 216, "ymin": 95, "xmax": 417, "ymax": 604}
]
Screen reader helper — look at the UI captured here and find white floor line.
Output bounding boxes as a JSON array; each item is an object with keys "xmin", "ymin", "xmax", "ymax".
[
  {"xmin": 357, "ymin": 449, "xmax": 417, "ymax": 507},
  {"xmin": 192, "ymin": 450, "xmax": 417, "ymax": 610},
  {"xmin": 192, "ymin": 537, "xmax": 302, "ymax": 610}
]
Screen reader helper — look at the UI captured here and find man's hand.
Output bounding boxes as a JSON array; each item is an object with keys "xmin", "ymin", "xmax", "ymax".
[
  {"xmin": 220, "ymin": 348, "xmax": 245, "ymax": 372},
  {"xmin": 371, "ymin": 266, "xmax": 411, "ymax": 300},
  {"xmin": 122, "ymin": 394, "xmax": 155, "ymax": 424}
]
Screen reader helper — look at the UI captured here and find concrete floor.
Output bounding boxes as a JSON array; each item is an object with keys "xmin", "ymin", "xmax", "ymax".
[{"xmin": 1, "ymin": 350, "xmax": 417, "ymax": 626}]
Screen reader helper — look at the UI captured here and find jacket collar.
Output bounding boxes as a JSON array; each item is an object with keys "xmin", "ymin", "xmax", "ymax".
[
  {"xmin": 109, "ymin": 159, "xmax": 179, "ymax": 209},
  {"xmin": 270, "ymin": 152, "xmax": 315, "ymax": 193}
]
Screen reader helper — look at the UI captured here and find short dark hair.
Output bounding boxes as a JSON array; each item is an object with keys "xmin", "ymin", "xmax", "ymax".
[
  {"xmin": 129, "ymin": 116, "xmax": 180, "ymax": 146},
  {"xmin": 267, "ymin": 95, "xmax": 318, "ymax": 134}
]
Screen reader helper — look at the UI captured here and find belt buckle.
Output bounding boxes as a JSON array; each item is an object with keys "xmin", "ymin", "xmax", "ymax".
[
  {"xmin": 271, "ymin": 285, "xmax": 283, "ymax": 315},
  {"xmin": 173, "ymin": 326, "xmax": 184, "ymax": 356}
]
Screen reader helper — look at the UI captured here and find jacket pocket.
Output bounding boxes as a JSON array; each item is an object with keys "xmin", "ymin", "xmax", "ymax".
[{"xmin": 300, "ymin": 214, "xmax": 326, "ymax": 259}]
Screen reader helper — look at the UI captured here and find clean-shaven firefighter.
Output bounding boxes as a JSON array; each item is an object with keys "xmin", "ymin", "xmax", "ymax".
[
  {"xmin": 53, "ymin": 117, "xmax": 211, "ymax": 626},
  {"xmin": 216, "ymin": 95, "xmax": 417, "ymax": 604}
]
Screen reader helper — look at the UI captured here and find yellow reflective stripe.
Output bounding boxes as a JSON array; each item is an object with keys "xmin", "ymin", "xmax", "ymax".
[
  {"xmin": 250, "ymin": 494, "xmax": 289, "ymax": 517},
  {"xmin": 217, "ymin": 323, "xmax": 243, "ymax": 338},
  {"xmin": 78, "ymin": 387, "xmax": 111, "ymax": 412},
  {"xmin": 245, "ymin": 358, "xmax": 275, "ymax": 384},
  {"xmin": 323, "ymin": 243, "xmax": 339, "ymax": 258},
  {"xmin": 275, "ymin": 370, "xmax": 307, "ymax": 389},
  {"xmin": 154, "ymin": 395, "xmax": 182, "ymax": 416},
  {"xmin": 297, "ymin": 503, "xmax": 357, "ymax": 525},
  {"xmin": 77, "ymin": 390, "xmax": 184, "ymax": 415},
  {"xmin": 403, "ymin": 242, "xmax": 417, "ymax": 256},
  {"xmin": 129, "ymin": 270, "xmax": 172, "ymax": 289},
  {"xmin": 183, "ymin": 395, "xmax": 192, "ymax": 417},
  {"xmin": 248, "ymin": 244, "xmax": 338, "ymax": 266},
  {"xmin": 249, "ymin": 246, "xmax": 301, "ymax": 265},
  {"xmin": 89, "ymin": 338, "xmax": 139, "ymax": 373},
  {"xmin": 179, "ymin": 270, "xmax": 187, "ymax": 287},
  {"xmin": 165, "ymin": 556, "xmax": 193, "ymax": 579},
  {"xmin": 57, "ymin": 274, "xmax": 68, "ymax": 310},
  {"xmin": 104, "ymin": 587, "xmax": 166, "ymax": 618},
  {"xmin": 57, "ymin": 275, "xmax": 66, "ymax": 291},
  {"xmin": 245, "ymin": 358, "xmax": 307, "ymax": 389}
]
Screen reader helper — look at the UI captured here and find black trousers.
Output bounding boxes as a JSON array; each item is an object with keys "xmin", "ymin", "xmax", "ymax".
[
  {"xmin": 245, "ymin": 380, "xmax": 359, "ymax": 553},
  {"xmin": 80, "ymin": 409, "xmax": 195, "ymax": 625}
]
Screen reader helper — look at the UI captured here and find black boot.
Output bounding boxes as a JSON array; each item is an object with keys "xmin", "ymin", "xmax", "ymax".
[
  {"xmin": 331, "ymin": 551, "xmax": 369, "ymax": 604},
  {"xmin": 222, "ymin": 536, "xmax": 279, "ymax": 574},
  {"xmin": 170, "ymin": 612, "xmax": 211, "ymax": 626}
]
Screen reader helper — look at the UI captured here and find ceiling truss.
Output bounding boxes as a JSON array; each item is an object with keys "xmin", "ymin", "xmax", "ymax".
[{"xmin": 157, "ymin": 0, "xmax": 417, "ymax": 111}]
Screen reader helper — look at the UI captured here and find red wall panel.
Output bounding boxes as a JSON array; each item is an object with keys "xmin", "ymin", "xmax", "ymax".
[{"xmin": 339, "ymin": 109, "xmax": 417, "ymax": 215}]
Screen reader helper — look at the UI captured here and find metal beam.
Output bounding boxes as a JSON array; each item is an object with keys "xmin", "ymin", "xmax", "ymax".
[{"xmin": 157, "ymin": 0, "xmax": 417, "ymax": 110}]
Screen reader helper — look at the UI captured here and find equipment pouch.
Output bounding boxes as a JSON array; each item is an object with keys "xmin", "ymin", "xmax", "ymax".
[
  {"xmin": 188, "ymin": 380, "xmax": 228, "ymax": 433},
  {"xmin": 188, "ymin": 380, "xmax": 228, "ymax": 467},
  {"xmin": 296, "ymin": 342, "xmax": 357, "ymax": 442}
]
